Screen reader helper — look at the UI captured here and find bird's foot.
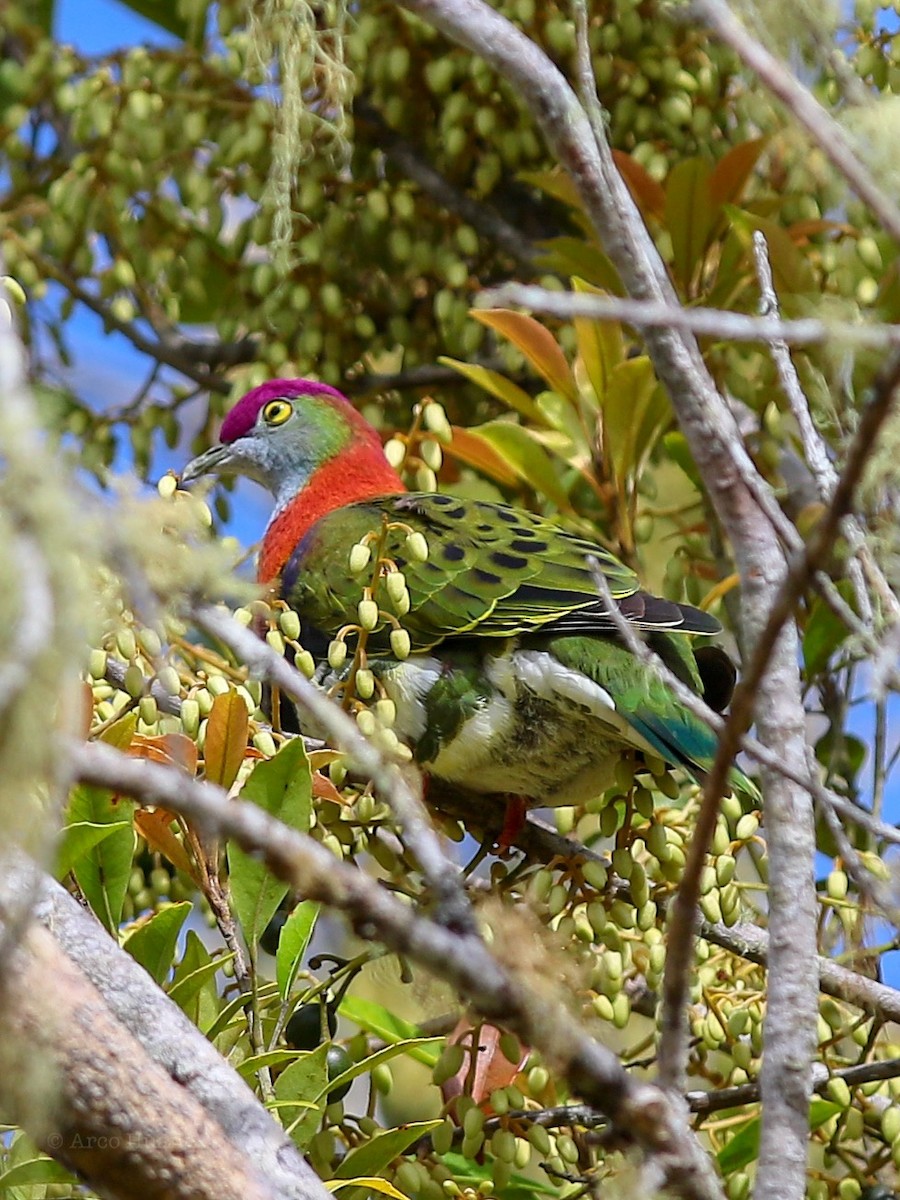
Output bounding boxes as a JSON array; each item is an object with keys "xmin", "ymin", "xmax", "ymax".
[{"xmin": 496, "ymin": 795, "xmax": 528, "ymax": 852}]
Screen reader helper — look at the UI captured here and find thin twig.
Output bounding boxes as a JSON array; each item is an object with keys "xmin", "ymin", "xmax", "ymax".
[
  {"xmin": 752, "ymin": 231, "xmax": 873, "ymax": 625},
  {"xmin": 477, "ymin": 282, "xmax": 900, "ymax": 351}
]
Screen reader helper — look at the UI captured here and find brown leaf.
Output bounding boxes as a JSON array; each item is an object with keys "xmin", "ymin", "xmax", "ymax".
[
  {"xmin": 312, "ymin": 771, "xmax": 346, "ymax": 804},
  {"xmin": 613, "ymin": 149, "xmax": 666, "ymax": 221},
  {"xmin": 708, "ymin": 138, "xmax": 768, "ymax": 210},
  {"xmin": 134, "ymin": 807, "xmax": 198, "ymax": 881},
  {"xmin": 473, "ymin": 310, "xmax": 578, "ymax": 402},
  {"xmin": 76, "ymin": 681, "xmax": 94, "ymax": 740},
  {"xmin": 130, "ymin": 733, "xmax": 198, "ymax": 775},
  {"xmin": 440, "ymin": 1020, "xmax": 529, "ymax": 1112},
  {"xmin": 204, "ymin": 691, "xmax": 249, "ymax": 790}
]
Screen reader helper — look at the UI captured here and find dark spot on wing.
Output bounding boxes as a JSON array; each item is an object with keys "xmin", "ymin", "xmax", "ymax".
[
  {"xmin": 496, "ymin": 509, "xmax": 520, "ymax": 524},
  {"xmin": 443, "ymin": 544, "xmax": 465, "ymax": 562},
  {"xmin": 474, "ymin": 569, "xmax": 503, "ymax": 586},
  {"xmin": 491, "ymin": 551, "xmax": 529, "ymax": 570},
  {"xmin": 511, "ymin": 537, "xmax": 547, "ymax": 554}
]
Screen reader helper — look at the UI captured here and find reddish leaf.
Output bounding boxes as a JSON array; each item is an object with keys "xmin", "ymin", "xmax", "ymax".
[
  {"xmin": 708, "ymin": 138, "xmax": 768, "ymax": 211},
  {"xmin": 473, "ymin": 310, "xmax": 578, "ymax": 403},
  {"xmin": 312, "ymin": 771, "xmax": 345, "ymax": 804},
  {"xmin": 204, "ymin": 690, "xmax": 249, "ymax": 790},
  {"xmin": 134, "ymin": 807, "xmax": 197, "ymax": 880},
  {"xmin": 440, "ymin": 1020, "xmax": 528, "ymax": 1112},
  {"xmin": 130, "ymin": 733, "xmax": 198, "ymax": 775},
  {"xmin": 613, "ymin": 149, "xmax": 666, "ymax": 221},
  {"xmin": 788, "ymin": 218, "xmax": 855, "ymax": 244}
]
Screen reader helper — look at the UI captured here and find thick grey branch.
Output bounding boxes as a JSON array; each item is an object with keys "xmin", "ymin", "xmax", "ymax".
[{"xmin": 15, "ymin": 861, "xmax": 331, "ymax": 1200}]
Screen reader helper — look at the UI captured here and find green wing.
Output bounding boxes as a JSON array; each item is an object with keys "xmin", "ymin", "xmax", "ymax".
[{"xmin": 283, "ymin": 493, "xmax": 719, "ymax": 652}]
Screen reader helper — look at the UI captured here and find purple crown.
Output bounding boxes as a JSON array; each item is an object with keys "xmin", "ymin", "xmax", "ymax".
[{"xmin": 220, "ymin": 379, "xmax": 347, "ymax": 443}]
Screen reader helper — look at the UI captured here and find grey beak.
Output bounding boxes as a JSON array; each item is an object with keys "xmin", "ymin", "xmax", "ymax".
[{"xmin": 180, "ymin": 443, "xmax": 236, "ymax": 485}]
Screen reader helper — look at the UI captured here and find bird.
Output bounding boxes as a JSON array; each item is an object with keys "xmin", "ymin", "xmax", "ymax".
[{"xmin": 181, "ymin": 377, "xmax": 757, "ymax": 818}]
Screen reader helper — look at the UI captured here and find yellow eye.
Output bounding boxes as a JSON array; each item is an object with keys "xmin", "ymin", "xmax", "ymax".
[{"xmin": 262, "ymin": 399, "xmax": 293, "ymax": 427}]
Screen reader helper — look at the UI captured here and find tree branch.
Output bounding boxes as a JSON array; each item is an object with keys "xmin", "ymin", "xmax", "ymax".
[
  {"xmin": 0, "ymin": 918, "xmax": 273, "ymax": 1200},
  {"xmin": 13, "ymin": 860, "xmax": 332, "ymax": 1199},
  {"xmin": 477, "ymin": 281, "xmax": 900, "ymax": 351}
]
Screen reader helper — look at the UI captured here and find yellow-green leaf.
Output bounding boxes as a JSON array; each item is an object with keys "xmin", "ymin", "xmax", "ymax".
[
  {"xmin": 475, "ymin": 421, "xmax": 573, "ymax": 510},
  {"xmin": 444, "ymin": 425, "xmax": 522, "ymax": 489},
  {"xmin": 571, "ymin": 277, "xmax": 625, "ymax": 404},
  {"xmin": 473, "ymin": 309, "xmax": 578, "ymax": 403},
  {"xmin": 327, "ymin": 1180, "xmax": 407, "ymax": 1199},
  {"xmin": 439, "ymin": 356, "xmax": 548, "ymax": 425}
]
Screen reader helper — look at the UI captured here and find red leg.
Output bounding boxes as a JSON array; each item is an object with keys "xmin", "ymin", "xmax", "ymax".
[{"xmin": 497, "ymin": 795, "xmax": 528, "ymax": 851}]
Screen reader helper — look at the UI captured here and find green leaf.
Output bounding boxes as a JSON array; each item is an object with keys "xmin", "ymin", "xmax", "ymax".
[
  {"xmin": 662, "ymin": 431, "xmax": 703, "ymax": 490},
  {"xmin": 167, "ymin": 930, "xmax": 222, "ymax": 1028},
  {"xmin": 717, "ymin": 1099, "xmax": 840, "ymax": 1174},
  {"xmin": 204, "ymin": 982, "xmax": 278, "ymax": 1042},
  {"xmin": 724, "ymin": 206, "xmax": 816, "ymax": 296},
  {"xmin": 333, "ymin": 1121, "xmax": 442, "ymax": 1180},
  {"xmin": 277, "ymin": 901, "xmax": 320, "ymax": 1000},
  {"xmin": 228, "ymin": 738, "xmax": 312, "ymax": 947},
  {"xmin": 238, "ymin": 1049, "xmax": 302, "ymax": 1078},
  {"xmin": 55, "ymin": 819, "xmax": 133, "ymax": 880},
  {"xmin": 665, "ymin": 157, "xmax": 714, "ymax": 293},
  {"xmin": 571, "ymin": 277, "xmax": 624, "ymax": 405},
  {"xmin": 339, "ymin": 995, "xmax": 440, "ymax": 1067},
  {"xmin": 475, "ymin": 421, "xmax": 573, "ymax": 511},
  {"xmin": 803, "ymin": 592, "xmax": 851, "ymax": 677},
  {"xmin": 534, "ymin": 237, "xmax": 622, "ymax": 291},
  {"xmin": 123, "ymin": 901, "xmax": 192, "ymax": 985},
  {"xmin": 0, "ymin": 1157, "xmax": 76, "ymax": 1188},
  {"xmin": 274, "ymin": 1043, "xmax": 329, "ymax": 1148},
  {"xmin": 439, "ymin": 357, "xmax": 548, "ymax": 425},
  {"xmin": 66, "ymin": 784, "xmax": 136, "ymax": 933}
]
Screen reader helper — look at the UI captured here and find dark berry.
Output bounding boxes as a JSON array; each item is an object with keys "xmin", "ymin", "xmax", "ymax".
[
  {"xmin": 325, "ymin": 1045, "xmax": 353, "ymax": 1102},
  {"xmin": 260, "ymin": 910, "xmax": 288, "ymax": 957},
  {"xmin": 285, "ymin": 1003, "xmax": 337, "ymax": 1050}
]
